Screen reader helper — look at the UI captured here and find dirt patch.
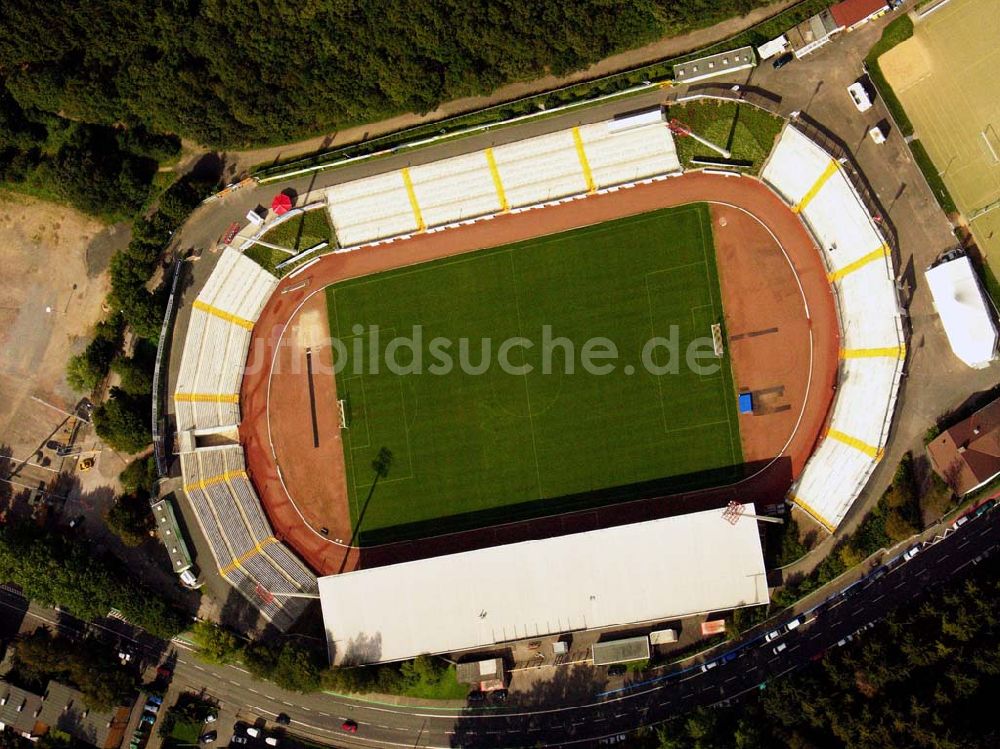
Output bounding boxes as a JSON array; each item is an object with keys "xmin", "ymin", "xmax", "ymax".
[
  {"xmin": 879, "ymin": 36, "xmax": 933, "ymax": 90},
  {"xmin": 0, "ymin": 193, "xmax": 121, "ymax": 504}
]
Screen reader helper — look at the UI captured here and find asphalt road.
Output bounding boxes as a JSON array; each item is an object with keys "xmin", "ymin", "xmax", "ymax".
[{"xmin": 1, "ymin": 506, "xmax": 998, "ymax": 748}]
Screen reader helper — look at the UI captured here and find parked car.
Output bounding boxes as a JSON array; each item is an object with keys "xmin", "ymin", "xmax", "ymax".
[
  {"xmin": 140, "ymin": 715, "xmax": 155, "ymax": 726},
  {"xmin": 245, "ymin": 728, "xmax": 260, "ymax": 739},
  {"xmin": 607, "ymin": 664, "xmax": 627, "ymax": 676},
  {"xmin": 489, "ymin": 689, "xmax": 508, "ymax": 704},
  {"xmin": 156, "ymin": 665, "xmax": 173, "ymax": 681},
  {"xmin": 275, "ymin": 714, "xmax": 291, "ymax": 726},
  {"xmin": 903, "ymin": 545, "xmax": 921, "ymax": 561},
  {"xmin": 772, "ymin": 643, "xmax": 787, "ymax": 655},
  {"xmin": 264, "ymin": 737, "xmax": 279, "ymax": 747},
  {"xmin": 146, "ymin": 696, "xmax": 163, "ymax": 707},
  {"xmin": 231, "ymin": 737, "xmax": 248, "ymax": 746},
  {"xmin": 699, "ymin": 660, "xmax": 718, "ymax": 673},
  {"xmin": 785, "ymin": 616, "xmax": 804, "ymax": 633},
  {"xmin": 340, "ymin": 720, "xmax": 358, "ymax": 734},
  {"xmin": 467, "ymin": 690, "xmax": 487, "ymax": 705},
  {"xmin": 199, "ymin": 732, "xmax": 216, "ymax": 744},
  {"xmin": 203, "ymin": 714, "xmax": 217, "ymax": 724},
  {"xmin": 764, "ymin": 630, "xmax": 781, "ymax": 642},
  {"xmin": 847, "ymin": 81, "xmax": 873, "ymax": 112},
  {"xmin": 973, "ymin": 499, "xmax": 997, "ymax": 518},
  {"xmin": 951, "ymin": 515, "xmax": 969, "ymax": 530},
  {"xmin": 143, "ymin": 705, "xmax": 159, "ymax": 715},
  {"xmin": 772, "ymin": 52, "xmax": 794, "ymax": 69}
]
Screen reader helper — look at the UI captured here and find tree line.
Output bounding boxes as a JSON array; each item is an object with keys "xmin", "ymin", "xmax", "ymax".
[
  {"xmin": 0, "ymin": 0, "xmax": 770, "ymax": 150},
  {"xmin": 190, "ymin": 622, "xmax": 455, "ymax": 696},
  {"xmin": 0, "ymin": 521, "xmax": 188, "ymax": 639}
]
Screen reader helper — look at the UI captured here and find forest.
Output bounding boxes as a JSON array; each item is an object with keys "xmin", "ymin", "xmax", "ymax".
[
  {"xmin": 644, "ymin": 552, "xmax": 1000, "ymax": 748},
  {"xmin": 0, "ymin": 0, "xmax": 770, "ymax": 150}
]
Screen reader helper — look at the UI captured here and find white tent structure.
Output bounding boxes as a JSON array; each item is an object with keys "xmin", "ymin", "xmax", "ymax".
[
  {"xmin": 318, "ymin": 507, "xmax": 768, "ymax": 665},
  {"xmin": 925, "ymin": 254, "xmax": 998, "ymax": 369}
]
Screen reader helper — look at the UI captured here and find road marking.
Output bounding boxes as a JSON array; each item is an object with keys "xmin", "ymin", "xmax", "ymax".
[
  {"xmin": 229, "ymin": 680, "xmax": 241, "ymax": 686},
  {"xmin": 248, "ymin": 689, "xmax": 259, "ymax": 695}
]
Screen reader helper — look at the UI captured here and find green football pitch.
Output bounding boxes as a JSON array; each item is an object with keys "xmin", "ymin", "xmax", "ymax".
[{"xmin": 326, "ymin": 204, "xmax": 743, "ymax": 545}]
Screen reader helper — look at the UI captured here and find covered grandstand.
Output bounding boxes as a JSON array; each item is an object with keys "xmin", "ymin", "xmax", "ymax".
[
  {"xmin": 323, "ymin": 114, "xmax": 681, "ymax": 248},
  {"xmin": 762, "ymin": 124, "xmax": 906, "ymax": 532},
  {"xmin": 318, "ymin": 507, "xmax": 768, "ymax": 665},
  {"xmin": 174, "ymin": 249, "xmax": 317, "ymax": 630},
  {"xmin": 174, "ymin": 249, "xmax": 278, "ymax": 432}
]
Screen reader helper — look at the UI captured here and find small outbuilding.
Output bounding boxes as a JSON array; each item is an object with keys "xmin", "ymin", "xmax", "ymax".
[{"xmin": 925, "ymin": 251, "xmax": 998, "ymax": 369}]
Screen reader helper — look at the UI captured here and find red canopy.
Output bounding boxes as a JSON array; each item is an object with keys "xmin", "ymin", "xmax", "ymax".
[{"xmin": 271, "ymin": 193, "xmax": 293, "ymax": 215}]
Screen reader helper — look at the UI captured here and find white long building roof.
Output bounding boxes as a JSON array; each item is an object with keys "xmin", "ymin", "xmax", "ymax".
[
  {"xmin": 319, "ymin": 507, "xmax": 768, "ymax": 665},
  {"xmin": 925, "ymin": 255, "xmax": 997, "ymax": 369}
]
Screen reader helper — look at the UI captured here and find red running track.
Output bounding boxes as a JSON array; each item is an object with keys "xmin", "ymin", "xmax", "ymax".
[{"xmin": 239, "ymin": 173, "xmax": 840, "ymax": 576}]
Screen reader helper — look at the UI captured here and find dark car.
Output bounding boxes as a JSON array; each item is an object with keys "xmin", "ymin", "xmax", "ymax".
[
  {"xmin": 772, "ymin": 52, "xmax": 794, "ymax": 69},
  {"xmin": 340, "ymin": 720, "xmax": 358, "ymax": 734},
  {"xmin": 199, "ymin": 732, "xmax": 217, "ymax": 744},
  {"xmin": 490, "ymin": 689, "xmax": 508, "ymax": 704},
  {"xmin": 467, "ymin": 690, "xmax": 487, "ymax": 704},
  {"xmin": 230, "ymin": 737, "xmax": 248, "ymax": 746},
  {"xmin": 974, "ymin": 499, "xmax": 997, "ymax": 518},
  {"xmin": 275, "ymin": 714, "xmax": 291, "ymax": 726},
  {"xmin": 607, "ymin": 664, "xmax": 627, "ymax": 676}
]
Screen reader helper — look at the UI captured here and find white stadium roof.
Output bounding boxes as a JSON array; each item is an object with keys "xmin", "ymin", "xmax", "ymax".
[
  {"xmin": 319, "ymin": 507, "xmax": 768, "ymax": 665},
  {"xmin": 925, "ymin": 254, "xmax": 998, "ymax": 369}
]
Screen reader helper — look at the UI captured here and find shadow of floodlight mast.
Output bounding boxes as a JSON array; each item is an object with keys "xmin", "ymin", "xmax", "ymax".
[{"xmin": 338, "ymin": 447, "xmax": 393, "ymax": 574}]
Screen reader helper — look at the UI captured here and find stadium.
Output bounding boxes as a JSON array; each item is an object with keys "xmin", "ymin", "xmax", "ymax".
[{"xmin": 166, "ymin": 101, "xmax": 906, "ymax": 663}]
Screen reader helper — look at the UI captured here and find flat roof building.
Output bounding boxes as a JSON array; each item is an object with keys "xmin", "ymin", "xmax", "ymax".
[
  {"xmin": 592, "ymin": 636, "xmax": 650, "ymax": 666},
  {"xmin": 318, "ymin": 507, "xmax": 768, "ymax": 665},
  {"xmin": 672, "ymin": 47, "xmax": 756, "ymax": 85},
  {"xmin": 152, "ymin": 496, "xmax": 194, "ymax": 575}
]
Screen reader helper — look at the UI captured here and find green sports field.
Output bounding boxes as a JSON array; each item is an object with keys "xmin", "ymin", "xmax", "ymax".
[{"xmin": 326, "ymin": 204, "xmax": 743, "ymax": 545}]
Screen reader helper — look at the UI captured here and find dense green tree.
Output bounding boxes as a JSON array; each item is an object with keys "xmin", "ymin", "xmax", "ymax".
[
  {"xmin": 191, "ymin": 622, "xmax": 245, "ymax": 665},
  {"xmin": 66, "ymin": 316, "xmax": 124, "ymax": 392},
  {"xmin": 119, "ymin": 455, "xmax": 157, "ymax": 496},
  {"xmin": 104, "ymin": 494, "xmax": 151, "ymax": 547},
  {"xmin": 0, "ymin": 521, "xmax": 186, "ymax": 638},
  {"xmin": 93, "ymin": 387, "xmax": 150, "ymax": 454},
  {"xmin": 0, "ymin": 0, "xmax": 776, "ymax": 149},
  {"xmin": 12, "ymin": 629, "xmax": 134, "ymax": 711}
]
